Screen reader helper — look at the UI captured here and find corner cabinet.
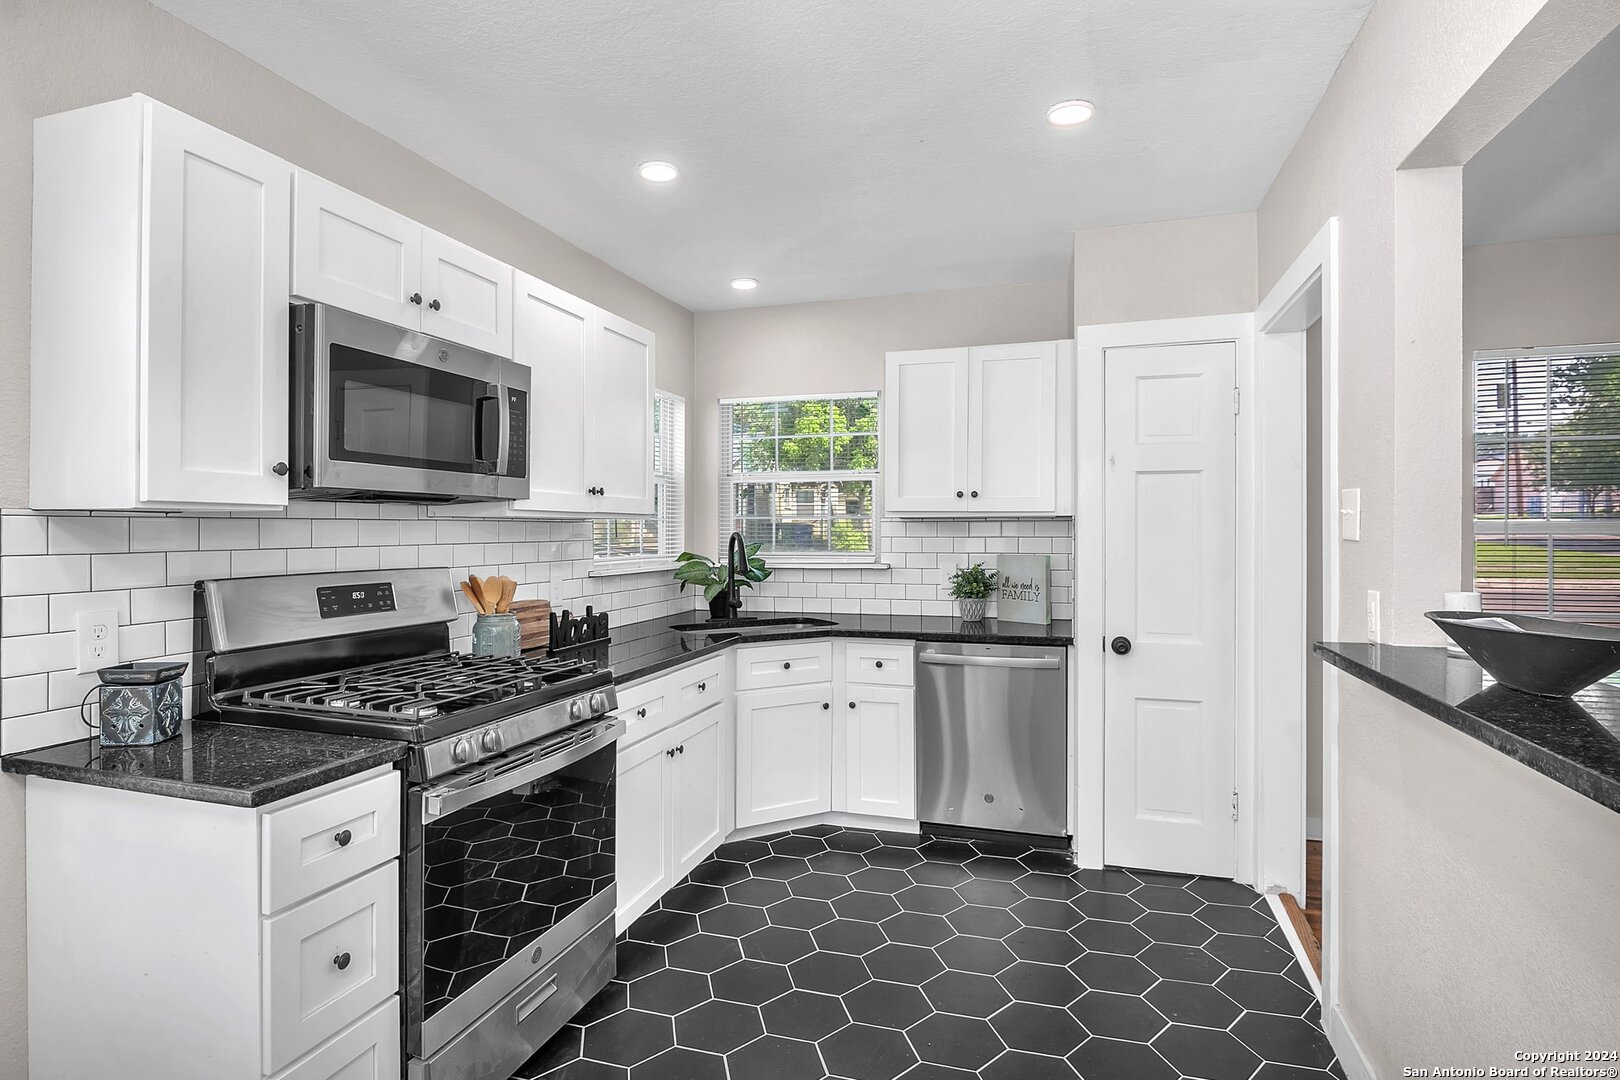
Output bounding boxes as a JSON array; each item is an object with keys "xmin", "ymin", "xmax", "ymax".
[
  {"xmin": 884, "ymin": 340, "xmax": 1074, "ymax": 516},
  {"xmin": 31, "ymin": 95, "xmax": 293, "ymax": 511},
  {"xmin": 444, "ymin": 272, "xmax": 655, "ymax": 518},
  {"xmin": 292, "ymin": 170, "xmax": 513, "ymax": 357}
]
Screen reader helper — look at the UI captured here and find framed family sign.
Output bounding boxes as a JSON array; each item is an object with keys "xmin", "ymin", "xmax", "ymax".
[{"xmin": 996, "ymin": 554, "xmax": 1050, "ymax": 624}]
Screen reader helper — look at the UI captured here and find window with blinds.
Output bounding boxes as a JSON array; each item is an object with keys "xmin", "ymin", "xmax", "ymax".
[
  {"xmin": 593, "ymin": 392, "xmax": 685, "ymax": 561},
  {"xmin": 719, "ymin": 394, "xmax": 879, "ymax": 559},
  {"xmin": 1473, "ymin": 345, "xmax": 1620, "ymax": 622}
]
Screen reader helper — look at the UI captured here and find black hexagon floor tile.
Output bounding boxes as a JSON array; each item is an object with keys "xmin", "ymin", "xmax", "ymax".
[{"xmin": 515, "ymin": 827, "xmax": 1339, "ymax": 1080}]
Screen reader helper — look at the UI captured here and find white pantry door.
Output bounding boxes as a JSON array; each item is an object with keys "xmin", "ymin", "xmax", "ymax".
[{"xmin": 1103, "ymin": 339, "xmax": 1238, "ymax": 878}]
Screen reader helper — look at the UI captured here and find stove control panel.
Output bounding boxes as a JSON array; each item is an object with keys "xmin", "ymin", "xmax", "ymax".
[{"xmin": 316, "ymin": 581, "xmax": 397, "ymax": 619}]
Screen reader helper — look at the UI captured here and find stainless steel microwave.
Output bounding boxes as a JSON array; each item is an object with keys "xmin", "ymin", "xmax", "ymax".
[{"xmin": 289, "ymin": 304, "xmax": 529, "ymax": 502}]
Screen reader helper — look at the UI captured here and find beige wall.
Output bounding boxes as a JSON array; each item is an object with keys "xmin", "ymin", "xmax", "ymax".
[
  {"xmin": 1255, "ymin": 0, "xmax": 1620, "ymax": 1065},
  {"xmin": 1073, "ymin": 212, "xmax": 1259, "ymax": 326},
  {"xmin": 1339, "ymin": 678, "xmax": 1620, "ymax": 1069},
  {"xmin": 689, "ymin": 279, "xmax": 1072, "ymax": 556},
  {"xmin": 1464, "ymin": 232, "xmax": 1620, "ymax": 355},
  {"xmin": 0, "ymin": 0, "xmax": 697, "ymax": 1068}
]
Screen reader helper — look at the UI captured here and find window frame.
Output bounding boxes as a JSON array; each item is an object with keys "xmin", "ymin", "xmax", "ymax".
[
  {"xmin": 1472, "ymin": 342, "xmax": 1620, "ymax": 621},
  {"xmin": 718, "ymin": 391, "xmax": 882, "ymax": 565},
  {"xmin": 591, "ymin": 391, "xmax": 685, "ymax": 571}
]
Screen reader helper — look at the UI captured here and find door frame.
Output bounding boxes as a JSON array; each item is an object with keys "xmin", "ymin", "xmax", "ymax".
[{"xmin": 1072, "ymin": 312, "xmax": 1254, "ymax": 874}]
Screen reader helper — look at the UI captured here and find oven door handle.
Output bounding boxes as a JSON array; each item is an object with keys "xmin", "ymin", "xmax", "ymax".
[{"xmin": 422, "ymin": 716, "xmax": 624, "ymax": 821}]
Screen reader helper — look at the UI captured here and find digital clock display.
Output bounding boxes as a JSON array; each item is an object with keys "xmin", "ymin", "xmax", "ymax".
[{"xmin": 316, "ymin": 582, "xmax": 397, "ymax": 619}]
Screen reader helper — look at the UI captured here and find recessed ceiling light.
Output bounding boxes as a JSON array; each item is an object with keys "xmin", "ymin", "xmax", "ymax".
[
  {"xmin": 731, "ymin": 278, "xmax": 759, "ymax": 291},
  {"xmin": 1047, "ymin": 100, "xmax": 1096, "ymax": 127},
  {"xmin": 638, "ymin": 160, "xmax": 679, "ymax": 183}
]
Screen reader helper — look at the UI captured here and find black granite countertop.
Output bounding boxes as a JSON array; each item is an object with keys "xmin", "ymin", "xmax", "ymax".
[
  {"xmin": 1, "ymin": 720, "xmax": 407, "ymax": 807},
  {"xmin": 1316, "ymin": 642, "xmax": 1620, "ymax": 813},
  {"xmin": 588, "ymin": 612, "xmax": 1076, "ymax": 684}
]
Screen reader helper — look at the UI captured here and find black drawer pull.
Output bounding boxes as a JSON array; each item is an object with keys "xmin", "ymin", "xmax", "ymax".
[
  {"xmin": 333, "ymin": 829, "xmax": 352, "ymax": 847},
  {"xmin": 848, "ymin": 701, "xmax": 856, "ymax": 709},
  {"xmin": 333, "ymin": 952, "xmax": 351, "ymax": 971},
  {"xmin": 821, "ymin": 702, "xmax": 830, "ymax": 710},
  {"xmin": 783, "ymin": 662, "xmax": 791, "ymax": 670},
  {"xmin": 874, "ymin": 660, "xmax": 883, "ymax": 669},
  {"xmin": 697, "ymin": 682, "xmax": 707, "ymax": 692},
  {"xmin": 636, "ymin": 707, "xmax": 647, "ymax": 718}
]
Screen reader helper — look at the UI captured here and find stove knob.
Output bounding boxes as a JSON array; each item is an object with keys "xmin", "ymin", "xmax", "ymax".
[
  {"xmin": 589, "ymin": 692, "xmax": 609, "ymax": 715},
  {"xmin": 569, "ymin": 698, "xmax": 585, "ymax": 722},
  {"xmin": 451, "ymin": 737, "xmax": 473, "ymax": 765},
  {"xmin": 480, "ymin": 728, "xmax": 503, "ymax": 755}
]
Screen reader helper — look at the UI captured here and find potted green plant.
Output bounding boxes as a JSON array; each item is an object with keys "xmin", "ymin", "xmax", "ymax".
[
  {"xmin": 674, "ymin": 545, "xmax": 773, "ymax": 619},
  {"xmin": 948, "ymin": 562, "xmax": 998, "ymax": 623}
]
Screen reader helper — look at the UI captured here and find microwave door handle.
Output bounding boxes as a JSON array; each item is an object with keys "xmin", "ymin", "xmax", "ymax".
[{"xmin": 474, "ymin": 392, "xmax": 501, "ymax": 465}]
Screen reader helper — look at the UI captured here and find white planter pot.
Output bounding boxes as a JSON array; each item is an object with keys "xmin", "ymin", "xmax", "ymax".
[{"xmin": 957, "ymin": 597, "xmax": 986, "ymax": 622}]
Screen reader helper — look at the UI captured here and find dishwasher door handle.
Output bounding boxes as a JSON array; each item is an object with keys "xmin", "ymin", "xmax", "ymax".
[{"xmin": 918, "ymin": 651, "xmax": 1063, "ymax": 670}]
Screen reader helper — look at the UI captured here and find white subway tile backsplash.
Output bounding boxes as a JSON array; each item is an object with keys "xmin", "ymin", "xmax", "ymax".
[
  {"xmin": 131, "ymin": 586, "xmax": 194, "ymax": 624},
  {"xmin": 48, "ymin": 591, "xmax": 132, "ymax": 633},
  {"xmin": 260, "ymin": 519, "xmax": 312, "ymax": 548},
  {"xmin": 198, "ymin": 518, "xmax": 260, "ymax": 550},
  {"xmin": 3, "ymin": 555, "xmax": 91, "ymax": 596},
  {"xmin": 0, "ymin": 515, "xmax": 49, "ymax": 556},
  {"xmin": 335, "ymin": 547, "xmax": 382, "ymax": 571},
  {"xmin": 1, "ymin": 631, "xmax": 76, "ymax": 677},
  {"xmin": 48, "ymin": 517, "xmax": 130, "ymax": 554},
  {"xmin": 166, "ymin": 550, "xmax": 233, "ymax": 585},
  {"xmin": 231, "ymin": 549, "xmax": 287, "ymax": 577},
  {"xmin": 91, "ymin": 553, "xmax": 167, "ymax": 591},
  {"xmin": 311, "ymin": 519, "xmax": 359, "ymax": 547},
  {"xmin": 130, "ymin": 518, "xmax": 199, "ymax": 552},
  {"xmin": 287, "ymin": 548, "xmax": 338, "ymax": 574},
  {"xmin": 357, "ymin": 520, "xmax": 401, "ymax": 546},
  {"xmin": 2, "ymin": 596, "xmax": 49, "ymax": 637},
  {"xmin": 2, "ymin": 674, "xmax": 48, "ymax": 718}
]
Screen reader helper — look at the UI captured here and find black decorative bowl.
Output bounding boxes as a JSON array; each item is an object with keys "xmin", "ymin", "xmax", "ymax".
[{"xmin": 1425, "ymin": 610, "xmax": 1620, "ymax": 697}]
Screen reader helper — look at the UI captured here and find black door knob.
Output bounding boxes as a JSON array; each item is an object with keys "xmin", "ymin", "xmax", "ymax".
[
  {"xmin": 333, "ymin": 952, "xmax": 351, "ymax": 971},
  {"xmin": 1110, "ymin": 636, "xmax": 1133, "ymax": 655},
  {"xmin": 428, "ymin": 298, "xmax": 441, "ymax": 311},
  {"xmin": 271, "ymin": 462, "xmax": 289, "ymax": 477},
  {"xmin": 333, "ymin": 829, "xmax": 352, "ymax": 847},
  {"xmin": 408, "ymin": 292, "xmax": 422, "ymax": 305}
]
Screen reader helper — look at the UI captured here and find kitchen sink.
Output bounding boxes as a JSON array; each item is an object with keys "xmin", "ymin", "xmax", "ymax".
[{"xmin": 670, "ymin": 616, "xmax": 838, "ymax": 637}]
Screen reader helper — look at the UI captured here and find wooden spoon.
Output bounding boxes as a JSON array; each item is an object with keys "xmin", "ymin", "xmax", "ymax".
[
  {"xmin": 459, "ymin": 580, "xmax": 487, "ymax": 615},
  {"xmin": 468, "ymin": 574, "xmax": 489, "ymax": 612},
  {"xmin": 498, "ymin": 577, "xmax": 517, "ymax": 613}
]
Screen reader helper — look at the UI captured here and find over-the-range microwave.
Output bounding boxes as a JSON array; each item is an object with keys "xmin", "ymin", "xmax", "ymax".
[{"xmin": 289, "ymin": 303, "xmax": 529, "ymax": 502}]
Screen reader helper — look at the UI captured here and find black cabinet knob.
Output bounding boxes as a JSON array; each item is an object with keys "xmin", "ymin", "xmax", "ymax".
[
  {"xmin": 821, "ymin": 702, "xmax": 830, "ymax": 710},
  {"xmin": 783, "ymin": 662, "xmax": 791, "ymax": 670},
  {"xmin": 971, "ymin": 491, "xmax": 979, "ymax": 498},
  {"xmin": 428, "ymin": 298, "xmax": 441, "ymax": 311},
  {"xmin": 333, "ymin": 829, "xmax": 352, "ymax": 847},
  {"xmin": 848, "ymin": 701, "xmax": 856, "ymax": 709},
  {"xmin": 677, "ymin": 745, "xmax": 686, "ymax": 755},
  {"xmin": 666, "ymin": 747, "xmax": 676, "ymax": 758},
  {"xmin": 956, "ymin": 491, "xmax": 964, "ymax": 498},
  {"xmin": 636, "ymin": 708, "xmax": 647, "ymax": 718},
  {"xmin": 408, "ymin": 292, "xmax": 422, "ymax": 305},
  {"xmin": 333, "ymin": 952, "xmax": 351, "ymax": 971},
  {"xmin": 1110, "ymin": 636, "xmax": 1133, "ymax": 656},
  {"xmin": 271, "ymin": 461, "xmax": 289, "ymax": 477},
  {"xmin": 874, "ymin": 660, "xmax": 883, "ymax": 669}
]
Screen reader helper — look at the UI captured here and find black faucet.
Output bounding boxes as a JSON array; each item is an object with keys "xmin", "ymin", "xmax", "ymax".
[{"xmin": 725, "ymin": 531, "xmax": 748, "ymax": 618}]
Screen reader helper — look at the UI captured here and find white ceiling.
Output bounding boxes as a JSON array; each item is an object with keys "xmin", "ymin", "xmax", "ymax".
[
  {"xmin": 1465, "ymin": 26, "xmax": 1620, "ymax": 248},
  {"xmin": 151, "ymin": 0, "xmax": 1374, "ymax": 311}
]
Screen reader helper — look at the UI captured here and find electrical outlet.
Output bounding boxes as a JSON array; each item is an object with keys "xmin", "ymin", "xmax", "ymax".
[
  {"xmin": 76, "ymin": 609, "xmax": 121, "ymax": 674},
  {"xmin": 1366, "ymin": 590, "xmax": 1381, "ymax": 643}
]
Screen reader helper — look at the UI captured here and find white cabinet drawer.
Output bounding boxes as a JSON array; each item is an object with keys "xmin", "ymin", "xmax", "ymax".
[
  {"xmin": 261, "ymin": 770, "xmax": 400, "ymax": 914},
  {"xmin": 271, "ymin": 995, "xmax": 400, "ymax": 1080},
  {"xmin": 843, "ymin": 641, "xmax": 915, "ymax": 686},
  {"xmin": 735, "ymin": 641, "xmax": 833, "ymax": 691},
  {"xmin": 263, "ymin": 863, "xmax": 400, "ymax": 1074},
  {"xmin": 618, "ymin": 658, "xmax": 724, "ymax": 747}
]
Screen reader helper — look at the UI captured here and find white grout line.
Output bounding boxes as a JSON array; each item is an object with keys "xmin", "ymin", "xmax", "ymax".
[{"xmin": 1263, "ymin": 892, "xmax": 1322, "ymax": 999}]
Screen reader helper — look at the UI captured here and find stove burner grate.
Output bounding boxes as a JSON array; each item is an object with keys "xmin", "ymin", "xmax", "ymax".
[{"xmin": 228, "ymin": 652, "xmax": 598, "ymax": 723}]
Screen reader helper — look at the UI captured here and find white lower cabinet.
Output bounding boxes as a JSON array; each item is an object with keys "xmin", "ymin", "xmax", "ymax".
[
  {"xmin": 616, "ymin": 702, "xmax": 726, "ymax": 930},
  {"xmin": 736, "ymin": 683, "xmax": 835, "ymax": 827},
  {"xmin": 839, "ymin": 684, "xmax": 917, "ymax": 819},
  {"xmin": 22, "ymin": 764, "xmax": 401, "ymax": 1080}
]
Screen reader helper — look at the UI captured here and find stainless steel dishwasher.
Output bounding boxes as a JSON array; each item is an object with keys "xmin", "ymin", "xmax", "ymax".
[{"xmin": 916, "ymin": 642, "xmax": 1068, "ymax": 839}]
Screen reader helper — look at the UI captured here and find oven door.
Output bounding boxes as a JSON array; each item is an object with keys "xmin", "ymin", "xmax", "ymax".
[
  {"xmin": 404, "ymin": 716, "xmax": 621, "ymax": 1063},
  {"xmin": 293, "ymin": 303, "xmax": 529, "ymax": 501}
]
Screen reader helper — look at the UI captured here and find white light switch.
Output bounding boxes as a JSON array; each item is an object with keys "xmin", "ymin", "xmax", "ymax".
[{"xmin": 1339, "ymin": 488, "xmax": 1361, "ymax": 541}]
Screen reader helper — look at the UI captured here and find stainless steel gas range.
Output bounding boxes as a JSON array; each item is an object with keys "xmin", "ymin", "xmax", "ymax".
[{"xmin": 198, "ymin": 569, "xmax": 620, "ymax": 1080}]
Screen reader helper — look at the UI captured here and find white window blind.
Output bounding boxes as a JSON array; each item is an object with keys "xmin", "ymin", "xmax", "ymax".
[
  {"xmin": 594, "ymin": 392, "xmax": 685, "ymax": 561},
  {"xmin": 1473, "ymin": 345, "xmax": 1620, "ymax": 622},
  {"xmin": 718, "ymin": 394, "xmax": 879, "ymax": 559}
]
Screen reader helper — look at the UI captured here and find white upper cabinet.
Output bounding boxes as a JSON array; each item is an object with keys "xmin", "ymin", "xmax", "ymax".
[
  {"xmin": 589, "ymin": 313, "xmax": 656, "ymax": 516},
  {"xmin": 292, "ymin": 174, "xmax": 513, "ymax": 357},
  {"xmin": 31, "ymin": 95, "xmax": 293, "ymax": 511},
  {"xmin": 420, "ymin": 228, "xmax": 513, "ymax": 357},
  {"xmin": 884, "ymin": 340, "xmax": 1073, "ymax": 517},
  {"xmin": 291, "ymin": 171, "xmax": 422, "ymax": 329},
  {"xmin": 885, "ymin": 349, "xmax": 969, "ymax": 513},
  {"xmin": 512, "ymin": 274, "xmax": 594, "ymax": 515},
  {"xmin": 496, "ymin": 273, "xmax": 655, "ymax": 518}
]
